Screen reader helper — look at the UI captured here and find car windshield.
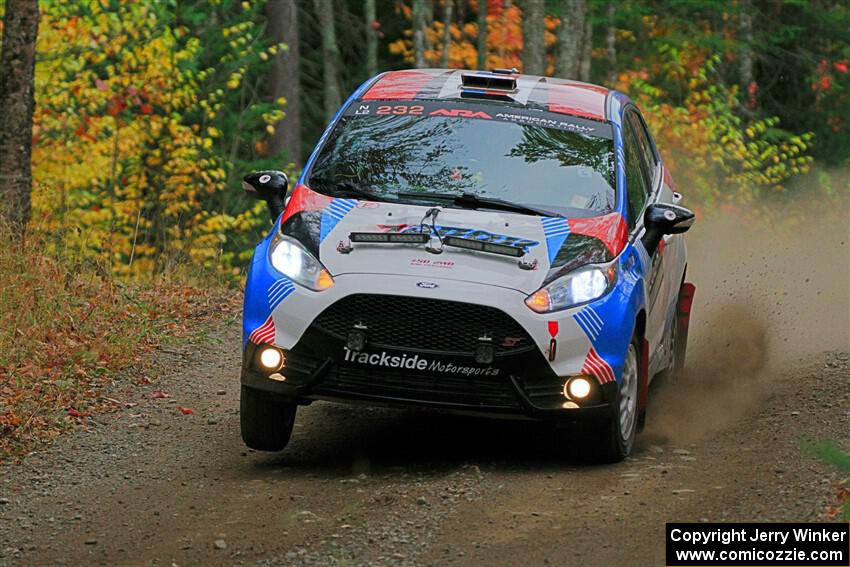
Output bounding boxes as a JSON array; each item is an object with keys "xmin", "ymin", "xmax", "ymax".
[{"xmin": 308, "ymin": 106, "xmax": 616, "ymax": 217}]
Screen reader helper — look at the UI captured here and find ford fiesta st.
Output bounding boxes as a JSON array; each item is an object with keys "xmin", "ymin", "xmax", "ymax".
[{"xmin": 239, "ymin": 68, "xmax": 696, "ymax": 462}]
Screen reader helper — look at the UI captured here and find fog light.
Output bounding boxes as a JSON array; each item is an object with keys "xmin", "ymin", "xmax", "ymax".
[
  {"xmin": 565, "ymin": 376, "xmax": 592, "ymax": 400},
  {"xmin": 259, "ymin": 347, "xmax": 283, "ymax": 370}
]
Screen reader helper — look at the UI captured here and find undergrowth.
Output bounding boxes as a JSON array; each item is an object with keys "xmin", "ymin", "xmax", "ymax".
[{"xmin": 0, "ymin": 227, "xmax": 240, "ymax": 462}]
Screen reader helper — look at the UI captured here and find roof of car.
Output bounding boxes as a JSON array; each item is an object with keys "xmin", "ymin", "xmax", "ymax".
[{"xmin": 360, "ymin": 69, "xmax": 612, "ymax": 122}]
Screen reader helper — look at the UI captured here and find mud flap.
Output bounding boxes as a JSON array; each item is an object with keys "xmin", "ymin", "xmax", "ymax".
[
  {"xmin": 637, "ymin": 337, "xmax": 650, "ymax": 431},
  {"xmin": 675, "ymin": 283, "xmax": 696, "ymax": 369}
]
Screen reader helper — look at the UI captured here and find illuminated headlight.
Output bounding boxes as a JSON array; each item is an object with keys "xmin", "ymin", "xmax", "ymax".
[
  {"xmin": 269, "ymin": 232, "xmax": 334, "ymax": 291},
  {"xmin": 525, "ymin": 263, "xmax": 616, "ymax": 313},
  {"xmin": 259, "ymin": 346, "xmax": 284, "ymax": 370}
]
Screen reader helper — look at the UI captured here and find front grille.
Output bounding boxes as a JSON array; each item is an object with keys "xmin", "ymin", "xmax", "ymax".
[
  {"xmin": 311, "ymin": 294, "xmax": 533, "ymax": 355},
  {"xmin": 315, "ymin": 364, "xmax": 522, "ymax": 409}
]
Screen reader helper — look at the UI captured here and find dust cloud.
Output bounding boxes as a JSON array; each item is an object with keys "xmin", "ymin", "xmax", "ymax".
[{"xmin": 644, "ymin": 191, "xmax": 850, "ymax": 444}]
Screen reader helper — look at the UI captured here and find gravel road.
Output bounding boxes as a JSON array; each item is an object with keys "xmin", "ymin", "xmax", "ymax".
[{"xmin": 1, "ymin": 208, "xmax": 848, "ymax": 567}]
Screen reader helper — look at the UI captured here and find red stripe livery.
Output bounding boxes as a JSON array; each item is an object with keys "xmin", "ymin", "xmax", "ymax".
[
  {"xmin": 363, "ymin": 70, "xmax": 435, "ymax": 100},
  {"xmin": 581, "ymin": 347, "xmax": 616, "ymax": 384},
  {"xmin": 568, "ymin": 212, "xmax": 629, "ymax": 256},
  {"xmin": 249, "ymin": 315, "xmax": 276, "ymax": 344}
]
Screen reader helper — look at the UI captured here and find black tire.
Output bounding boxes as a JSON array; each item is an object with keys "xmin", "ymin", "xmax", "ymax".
[
  {"xmin": 584, "ymin": 336, "xmax": 641, "ymax": 463},
  {"xmin": 240, "ymin": 386, "xmax": 297, "ymax": 451}
]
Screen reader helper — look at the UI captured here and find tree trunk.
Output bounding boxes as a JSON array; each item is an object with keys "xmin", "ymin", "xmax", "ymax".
[
  {"xmin": 476, "ymin": 0, "xmax": 487, "ymax": 69},
  {"xmin": 579, "ymin": 18, "xmax": 592, "ymax": 82},
  {"xmin": 605, "ymin": 3, "xmax": 616, "ymax": 85},
  {"xmin": 0, "ymin": 0, "xmax": 39, "ymax": 237},
  {"xmin": 365, "ymin": 0, "xmax": 378, "ymax": 77},
  {"xmin": 266, "ymin": 0, "xmax": 302, "ymax": 167},
  {"xmin": 556, "ymin": 0, "xmax": 585, "ymax": 79},
  {"xmin": 412, "ymin": 0, "xmax": 426, "ymax": 68},
  {"xmin": 522, "ymin": 0, "xmax": 545, "ymax": 75},
  {"xmin": 315, "ymin": 0, "xmax": 341, "ymax": 122},
  {"xmin": 440, "ymin": 0, "xmax": 452, "ymax": 67},
  {"xmin": 739, "ymin": 0, "xmax": 754, "ymax": 91}
]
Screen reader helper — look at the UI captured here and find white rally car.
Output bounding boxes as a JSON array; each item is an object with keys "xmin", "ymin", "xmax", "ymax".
[{"xmin": 239, "ymin": 69, "xmax": 695, "ymax": 461}]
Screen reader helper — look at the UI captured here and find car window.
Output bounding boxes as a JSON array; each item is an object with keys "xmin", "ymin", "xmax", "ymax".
[
  {"xmin": 626, "ymin": 110, "xmax": 657, "ymax": 185},
  {"xmin": 308, "ymin": 105, "xmax": 617, "ymax": 217},
  {"xmin": 623, "ymin": 119, "xmax": 650, "ymax": 228}
]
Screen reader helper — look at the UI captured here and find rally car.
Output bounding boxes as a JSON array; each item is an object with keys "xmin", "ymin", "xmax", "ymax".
[{"xmin": 239, "ymin": 68, "xmax": 696, "ymax": 462}]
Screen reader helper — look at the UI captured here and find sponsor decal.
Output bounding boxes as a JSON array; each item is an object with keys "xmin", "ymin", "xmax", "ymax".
[
  {"xmin": 399, "ymin": 224, "xmax": 539, "ymax": 250},
  {"xmin": 429, "ymin": 108, "xmax": 492, "ymax": 119},
  {"xmin": 342, "ymin": 347, "xmax": 501, "ymax": 376},
  {"xmin": 495, "ymin": 112, "xmax": 596, "ymax": 134},
  {"xmin": 416, "ymin": 281, "xmax": 439, "ymax": 289},
  {"xmin": 409, "ymin": 258, "xmax": 455, "ymax": 269},
  {"xmin": 343, "ymin": 100, "xmax": 613, "ymax": 138}
]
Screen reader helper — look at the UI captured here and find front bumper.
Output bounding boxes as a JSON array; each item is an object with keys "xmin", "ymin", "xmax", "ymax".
[{"xmin": 241, "ymin": 333, "xmax": 618, "ymax": 421}]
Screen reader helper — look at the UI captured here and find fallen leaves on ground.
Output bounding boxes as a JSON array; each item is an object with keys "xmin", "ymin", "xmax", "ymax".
[{"xmin": 0, "ymin": 231, "xmax": 239, "ymax": 462}]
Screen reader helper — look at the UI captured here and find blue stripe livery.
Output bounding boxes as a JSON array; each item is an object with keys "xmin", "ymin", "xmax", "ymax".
[
  {"xmin": 268, "ymin": 278, "xmax": 296, "ymax": 311},
  {"xmin": 541, "ymin": 216, "xmax": 570, "ymax": 263},
  {"xmin": 573, "ymin": 305, "xmax": 604, "ymax": 342},
  {"xmin": 320, "ymin": 198, "xmax": 357, "ymax": 242}
]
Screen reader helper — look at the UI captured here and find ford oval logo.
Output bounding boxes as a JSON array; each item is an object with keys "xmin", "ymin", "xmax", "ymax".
[{"xmin": 416, "ymin": 281, "xmax": 439, "ymax": 289}]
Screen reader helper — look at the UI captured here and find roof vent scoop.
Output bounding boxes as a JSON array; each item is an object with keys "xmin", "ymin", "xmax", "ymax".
[{"xmin": 460, "ymin": 71, "xmax": 518, "ymax": 92}]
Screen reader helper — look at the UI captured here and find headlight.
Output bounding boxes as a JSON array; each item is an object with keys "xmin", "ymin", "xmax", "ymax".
[
  {"xmin": 525, "ymin": 263, "xmax": 616, "ymax": 313},
  {"xmin": 268, "ymin": 232, "xmax": 334, "ymax": 291}
]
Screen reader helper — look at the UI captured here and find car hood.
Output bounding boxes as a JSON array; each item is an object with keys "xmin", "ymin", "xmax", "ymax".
[{"xmin": 279, "ymin": 185, "xmax": 626, "ymax": 295}]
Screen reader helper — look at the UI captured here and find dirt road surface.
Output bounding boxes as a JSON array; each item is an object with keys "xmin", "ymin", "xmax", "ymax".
[{"xmin": 1, "ymin": 208, "xmax": 848, "ymax": 567}]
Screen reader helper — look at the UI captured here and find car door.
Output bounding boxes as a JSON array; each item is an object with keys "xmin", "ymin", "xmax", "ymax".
[
  {"xmin": 623, "ymin": 108, "xmax": 668, "ymax": 360},
  {"xmin": 625, "ymin": 108, "xmax": 684, "ymax": 370}
]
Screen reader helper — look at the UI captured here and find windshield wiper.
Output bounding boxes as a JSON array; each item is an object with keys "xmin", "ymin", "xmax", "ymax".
[
  {"xmin": 309, "ymin": 177, "xmax": 392, "ymax": 202},
  {"xmin": 396, "ymin": 191, "xmax": 562, "ymax": 218}
]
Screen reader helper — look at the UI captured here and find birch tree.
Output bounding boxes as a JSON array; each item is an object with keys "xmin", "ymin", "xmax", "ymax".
[
  {"xmin": 315, "ymin": 0, "xmax": 341, "ymax": 121},
  {"xmin": 412, "ymin": 0, "xmax": 426, "ymax": 68},
  {"xmin": 267, "ymin": 0, "xmax": 302, "ymax": 166},
  {"xmin": 441, "ymin": 0, "xmax": 453, "ymax": 67},
  {"xmin": 365, "ymin": 0, "xmax": 378, "ymax": 76},
  {"xmin": 522, "ymin": 0, "xmax": 545, "ymax": 75},
  {"xmin": 556, "ymin": 0, "xmax": 585, "ymax": 79},
  {"xmin": 477, "ymin": 0, "xmax": 487, "ymax": 69}
]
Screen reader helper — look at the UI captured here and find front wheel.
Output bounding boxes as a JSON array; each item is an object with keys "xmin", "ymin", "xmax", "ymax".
[
  {"xmin": 586, "ymin": 339, "xmax": 640, "ymax": 463},
  {"xmin": 240, "ymin": 386, "xmax": 297, "ymax": 451}
]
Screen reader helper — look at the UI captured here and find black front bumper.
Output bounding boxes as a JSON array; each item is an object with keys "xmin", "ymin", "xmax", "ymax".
[{"xmin": 241, "ymin": 328, "xmax": 617, "ymax": 421}]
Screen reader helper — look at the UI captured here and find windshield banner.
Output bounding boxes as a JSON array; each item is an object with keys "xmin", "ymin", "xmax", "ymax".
[{"xmin": 344, "ymin": 99, "xmax": 613, "ymax": 138}]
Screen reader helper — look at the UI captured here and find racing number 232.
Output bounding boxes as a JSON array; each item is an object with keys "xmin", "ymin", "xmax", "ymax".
[{"xmin": 376, "ymin": 105, "xmax": 424, "ymax": 116}]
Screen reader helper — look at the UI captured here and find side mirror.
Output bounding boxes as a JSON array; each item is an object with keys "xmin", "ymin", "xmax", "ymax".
[
  {"xmin": 242, "ymin": 170, "xmax": 289, "ymax": 222},
  {"xmin": 641, "ymin": 203, "xmax": 695, "ymax": 255}
]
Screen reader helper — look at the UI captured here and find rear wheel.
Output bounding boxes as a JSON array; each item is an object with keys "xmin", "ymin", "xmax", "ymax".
[{"xmin": 240, "ymin": 386, "xmax": 296, "ymax": 451}]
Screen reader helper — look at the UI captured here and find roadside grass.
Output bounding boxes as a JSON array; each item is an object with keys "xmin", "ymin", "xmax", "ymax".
[
  {"xmin": 0, "ymin": 229, "xmax": 240, "ymax": 463},
  {"xmin": 805, "ymin": 441, "xmax": 850, "ymax": 521}
]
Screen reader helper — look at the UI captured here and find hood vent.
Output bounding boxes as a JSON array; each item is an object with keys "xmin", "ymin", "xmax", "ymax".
[{"xmin": 460, "ymin": 71, "xmax": 518, "ymax": 93}]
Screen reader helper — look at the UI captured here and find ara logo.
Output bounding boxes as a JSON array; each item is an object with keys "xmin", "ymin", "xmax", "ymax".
[
  {"xmin": 416, "ymin": 281, "xmax": 439, "ymax": 289},
  {"xmin": 429, "ymin": 108, "xmax": 493, "ymax": 119}
]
